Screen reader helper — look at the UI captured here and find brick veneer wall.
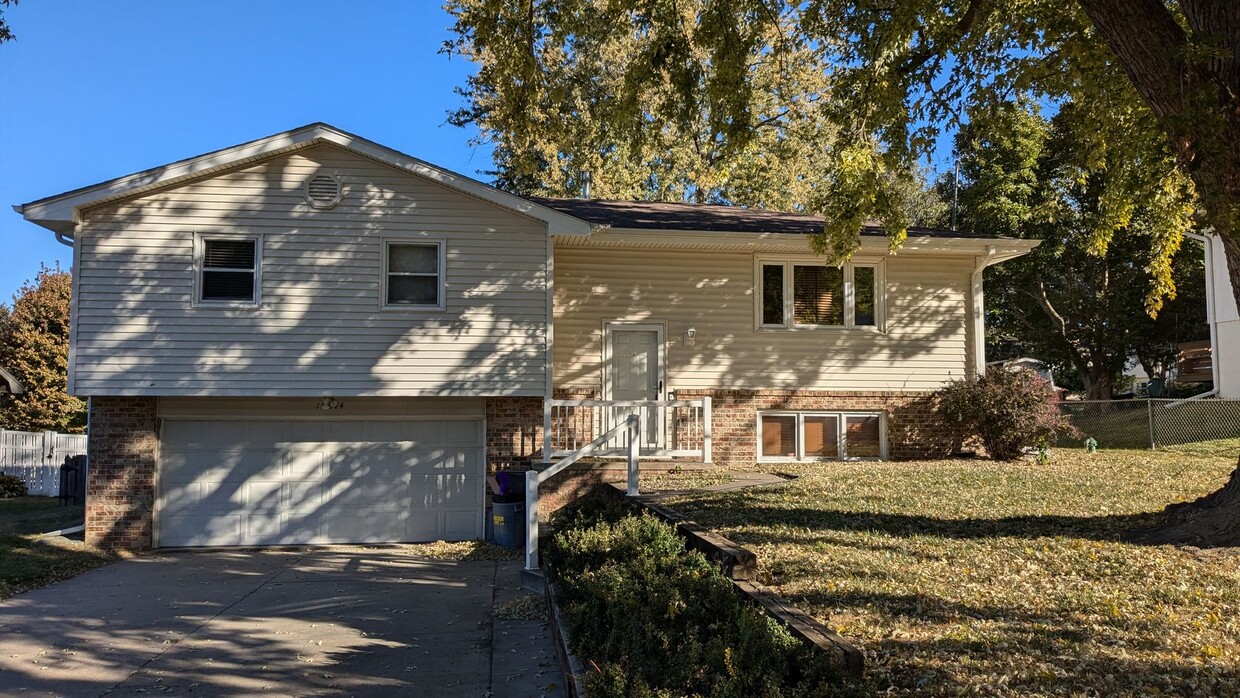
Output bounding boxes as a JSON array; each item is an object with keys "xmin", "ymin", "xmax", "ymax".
[
  {"xmin": 674, "ymin": 389, "xmax": 956, "ymax": 467},
  {"xmin": 86, "ymin": 396, "xmax": 158, "ymax": 551}
]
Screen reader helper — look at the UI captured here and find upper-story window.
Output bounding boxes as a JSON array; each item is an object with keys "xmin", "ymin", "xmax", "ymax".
[
  {"xmin": 197, "ymin": 235, "xmax": 260, "ymax": 305},
  {"xmin": 757, "ymin": 257, "xmax": 882, "ymax": 330},
  {"xmin": 383, "ymin": 239, "xmax": 445, "ymax": 310}
]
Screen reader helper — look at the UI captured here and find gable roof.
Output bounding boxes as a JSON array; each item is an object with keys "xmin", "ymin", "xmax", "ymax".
[
  {"xmin": 528, "ymin": 196, "xmax": 1008, "ymax": 240},
  {"xmin": 15, "ymin": 123, "xmax": 593, "ymax": 237}
]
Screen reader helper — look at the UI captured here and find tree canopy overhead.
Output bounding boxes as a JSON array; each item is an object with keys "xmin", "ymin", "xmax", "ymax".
[{"xmin": 444, "ymin": 0, "xmax": 838, "ymax": 210}]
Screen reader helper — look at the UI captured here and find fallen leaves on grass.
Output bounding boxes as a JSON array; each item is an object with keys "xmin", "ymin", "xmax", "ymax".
[
  {"xmin": 0, "ymin": 534, "xmax": 117, "ymax": 599},
  {"xmin": 667, "ymin": 449, "xmax": 1240, "ymax": 697}
]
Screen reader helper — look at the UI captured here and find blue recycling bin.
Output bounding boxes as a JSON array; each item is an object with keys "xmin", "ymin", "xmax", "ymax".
[{"xmin": 491, "ymin": 500, "xmax": 526, "ymax": 549}]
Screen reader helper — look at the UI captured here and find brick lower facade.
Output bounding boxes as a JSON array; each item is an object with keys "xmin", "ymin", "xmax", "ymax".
[
  {"xmin": 671, "ymin": 389, "xmax": 956, "ymax": 467},
  {"xmin": 86, "ymin": 396, "xmax": 158, "ymax": 551},
  {"xmin": 82, "ymin": 391, "xmax": 952, "ymax": 552}
]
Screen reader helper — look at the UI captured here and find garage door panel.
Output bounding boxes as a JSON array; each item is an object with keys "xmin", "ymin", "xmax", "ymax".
[
  {"xmin": 162, "ymin": 448, "xmax": 287, "ymax": 483},
  {"xmin": 284, "ymin": 448, "xmax": 327, "ymax": 479},
  {"xmin": 161, "ymin": 514, "xmax": 244, "ymax": 547},
  {"xmin": 158, "ymin": 416, "xmax": 484, "ymax": 547},
  {"xmin": 411, "ymin": 475, "xmax": 486, "ymax": 507}
]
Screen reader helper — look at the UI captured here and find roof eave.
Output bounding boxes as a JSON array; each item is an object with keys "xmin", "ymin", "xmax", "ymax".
[{"xmin": 15, "ymin": 123, "xmax": 593, "ymax": 237}]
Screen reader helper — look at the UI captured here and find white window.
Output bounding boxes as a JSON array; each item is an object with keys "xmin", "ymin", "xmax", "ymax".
[
  {"xmin": 383, "ymin": 239, "xmax": 445, "ymax": 309},
  {"xmin": 757, "ymin": 411, "xmax": 885, "ymax": 461},
  {"xmin": 196, "ymin": 235, "xmax": 260, "ymax": 305},
  {"xmin": 757, "ymin": 257, "xmax": 882, "ymax": 330}
]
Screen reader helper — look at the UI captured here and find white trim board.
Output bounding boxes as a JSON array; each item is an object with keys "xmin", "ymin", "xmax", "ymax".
[{"xmin": 15, "ymin": 123, "xmax": 593, "ymax": 237}]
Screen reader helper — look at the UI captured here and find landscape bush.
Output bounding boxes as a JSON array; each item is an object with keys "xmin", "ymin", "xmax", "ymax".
[
  {"xmin": 545, "ymin": 496, "xmax": 849, "ymax": 697},
  {"xmin": 0, "ymin": 474, "xmax": 27, "ymax": 499},
  {"xmin": 935, "ymin": 367, "xmax": 1076, "ymax": 460}
]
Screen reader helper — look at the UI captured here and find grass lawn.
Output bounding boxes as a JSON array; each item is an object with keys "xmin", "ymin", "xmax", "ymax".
[
  {"xmin": 0, "ymin": 496, "xmax": 84, "ymax": 535},
  {"xmin": 665, "ymin": 450, "xmax": 1240, "ymax": 696},
  {"xmin": 0, "ymin": 497, "xmax": 114, "ymax": 600}
]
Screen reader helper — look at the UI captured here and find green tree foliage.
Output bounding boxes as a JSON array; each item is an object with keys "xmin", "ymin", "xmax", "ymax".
[
  {"xmin": 0, "ymin": 1, "xmax": 16, "ymax": 45},
  {"xmin": 0, "ymin": 266, "xmax": 86, "ymax": 433},
  {"xmin": 444, "ymin": 0, "xmax": 843, "ymax": 211},
  {"xmin": 949, "ymin": 102, "xmax": 1206, "ymax": 399}
]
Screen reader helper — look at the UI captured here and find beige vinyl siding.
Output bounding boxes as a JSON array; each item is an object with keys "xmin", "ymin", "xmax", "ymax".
[
  {"xmin": 74, "ymin": 144, "xmax": 549, "ymax": 397},
  {"xmin": 554, "ymin": 245, "xmax": 972, "ymax": 392}
]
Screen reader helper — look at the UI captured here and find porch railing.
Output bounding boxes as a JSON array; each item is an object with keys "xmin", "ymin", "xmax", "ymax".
[
  {"xmin": 541, "ymin": 397, "xmax": 712, "ymax": 463},
  {"xmin": 526, "ymin": 414, "xmax": 640, "ymax": 570}
]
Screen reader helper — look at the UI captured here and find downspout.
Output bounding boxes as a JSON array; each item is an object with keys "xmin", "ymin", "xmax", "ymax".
[
  {"xmin": 970, "ymin": 245, "xmax": 997, "ymax": 377},
  {"xmin": 55, "ymin": 232, "xmax": 75, "ymax": 247}
]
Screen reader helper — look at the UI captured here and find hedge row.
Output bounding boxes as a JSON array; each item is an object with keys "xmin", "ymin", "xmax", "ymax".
[{"xmin": 545, "ymin": 496, "xmax": 855, "ymax": 697}]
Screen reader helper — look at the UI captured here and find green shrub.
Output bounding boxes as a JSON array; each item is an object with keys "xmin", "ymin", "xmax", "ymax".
[
  {"xmin": 935, "ymin": 367, "xmax": 1077, "ymax": 460},
  {"xmin": 546, "ymin": 498, "xmax": 847, "ymax": 697},
  {"xmin": 0, "ymin": 474, "xmax": 27, "ymax": 499}
]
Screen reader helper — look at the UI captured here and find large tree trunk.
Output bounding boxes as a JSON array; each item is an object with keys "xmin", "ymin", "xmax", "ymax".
[
  {"xmin": 1078, "ymin": 0, "xmax": 1240, "ymax": 547},
  {"xmin": 1134, "ymin": 460, "xmax": 1240, "ymax": 546}
]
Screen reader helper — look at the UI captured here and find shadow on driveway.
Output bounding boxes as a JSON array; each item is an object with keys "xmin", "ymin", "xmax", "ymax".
[{"xmin": 0, "ymin": 550, "xmax": 563, "ymax": 697}]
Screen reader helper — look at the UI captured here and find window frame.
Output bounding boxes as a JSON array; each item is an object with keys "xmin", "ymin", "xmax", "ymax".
[
  {"xmin": 380, "ymin": 237, "xmax": 446, "ymax": 311},
  {"xmin": 193, "ymin": 233, "xmax": 262, "ymax": 308},
  {"xmin": 754, "ymin": 256, "xmax": 885, "ymax": 331},
  {"xmin": 755, "ymin": 410, "xmax": 887, "ymax": 462}
]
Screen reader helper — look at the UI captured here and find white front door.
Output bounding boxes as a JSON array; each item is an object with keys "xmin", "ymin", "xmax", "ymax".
[{"xmin": 606, "ymin": 325, "xmax": 664, "ymax": 448}]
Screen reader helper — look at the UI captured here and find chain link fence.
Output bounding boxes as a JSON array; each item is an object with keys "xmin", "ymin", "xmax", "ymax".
[{"xmin": 1057, "ymin": 399, "xmax": 1240, "ymax": 453}]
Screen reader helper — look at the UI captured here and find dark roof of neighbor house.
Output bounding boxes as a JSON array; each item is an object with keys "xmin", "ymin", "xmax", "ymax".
[{"xmin": 527, "ymin": 196, "xmax": 1006, "ymax": 239}]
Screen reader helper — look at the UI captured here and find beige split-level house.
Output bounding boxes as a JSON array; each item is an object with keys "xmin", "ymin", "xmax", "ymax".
[{"xmin": 16, "ymin": 123, "xmax": 1036, "ymax": 550}]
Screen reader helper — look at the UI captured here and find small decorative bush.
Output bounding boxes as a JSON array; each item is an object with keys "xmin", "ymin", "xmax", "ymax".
[
  {"xmin": 0, "ymin": 473, "xmax": 28, "ymax": 498},
  {"xmin": 935, "ymin": 367, "xmax": 1076, "ymax": 461},
  {"xmin": 545, "ymin": 497, "xmax": 847, "ymax": 697}
]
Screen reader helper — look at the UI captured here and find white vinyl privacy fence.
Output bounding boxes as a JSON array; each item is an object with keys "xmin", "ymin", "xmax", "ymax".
[{"xmin": 0, "ymin": 429, "xmax": 88, "ymax": 496}]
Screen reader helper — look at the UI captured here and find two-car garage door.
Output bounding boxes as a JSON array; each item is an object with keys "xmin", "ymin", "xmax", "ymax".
[{"xmin": 157, "ymin": 418, "xmax": 485, "ymax": 548}]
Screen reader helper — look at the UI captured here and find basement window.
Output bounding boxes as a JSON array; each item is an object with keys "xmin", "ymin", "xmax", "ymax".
[
  {"xmin": 197, "ymin": 235, "xmax": 260, "ymax": 305},
  {"xmin": 757, "ymin": 411, "xmax": 885, "ymax": 461}
]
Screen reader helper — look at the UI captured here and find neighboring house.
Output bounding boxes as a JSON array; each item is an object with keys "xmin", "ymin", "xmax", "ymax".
[
  {"xmin": 1192, "ymin": 232, "xmax": 1239, "ymax": 398},
  {"xmin": 986, "ymin": 357, "xmax": 1056, "ymax": 387},
  {"xmin": 0, "ymin": 366, "xmax": 23, "ymax": 395},
  {"xmin": 15, "ymin": 123, "xmax": 1037, "ymax": 551}
]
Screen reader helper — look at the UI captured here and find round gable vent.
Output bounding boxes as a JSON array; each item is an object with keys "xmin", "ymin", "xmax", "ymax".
[{"xmin": 304, "ymin": 172, "xmax": 343, "ymax": 210}]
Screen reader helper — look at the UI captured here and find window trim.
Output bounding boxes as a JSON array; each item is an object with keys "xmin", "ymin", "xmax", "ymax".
[
  {"xmin": 193, "ymin": 233, "xmax": 262, "ymax": 308},
  {"xmin": 754, "ymin": 256, "xmax": 885, "ymax": 331},
  {"xmin": 380, "ymin": 237, "xmax": 446, "ymax": 311},
  {"xmin": 756, "ymin": 410, "xmax": 887, "ymax": 462}
]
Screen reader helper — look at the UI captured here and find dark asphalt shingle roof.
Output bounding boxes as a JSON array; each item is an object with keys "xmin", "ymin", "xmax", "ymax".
[{"xmin": 527, "ymin": 196, "xmax": 1005, "ymax": 239}]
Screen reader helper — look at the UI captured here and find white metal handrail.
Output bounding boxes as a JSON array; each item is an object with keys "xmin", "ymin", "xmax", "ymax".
[
  {"xmin": 525, "ymin": 413, "xmax": 640, "ymax": 571},
  {"xmin": 542, "ymin": 396, "xmax": 712, "ymax": 463}
]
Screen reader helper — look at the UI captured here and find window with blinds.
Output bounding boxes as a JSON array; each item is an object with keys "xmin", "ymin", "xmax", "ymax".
[
  {"xmin": 793, "ymin": 265, "xmax": 844, "ymax": 326},
  {"xmin": 757, "ymin": 411, "xmax": 884, "ymax": 461},
  {"xmin": 757, "ymin": 258, "xmax": 881, "ymax": 330},
  {"xmin": 199, "ymin": 237, "xmax": 258, "ymax": 303}
]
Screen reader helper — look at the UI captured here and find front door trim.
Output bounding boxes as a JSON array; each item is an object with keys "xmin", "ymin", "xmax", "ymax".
[{"xmin": 602, "ymin": 321, "xmax": 667, "ymax": 449}]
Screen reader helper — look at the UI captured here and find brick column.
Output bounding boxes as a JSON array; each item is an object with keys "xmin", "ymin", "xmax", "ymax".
[{"xmin": 86, "ymin": 396, "xmax": 157, "ymax": 551}]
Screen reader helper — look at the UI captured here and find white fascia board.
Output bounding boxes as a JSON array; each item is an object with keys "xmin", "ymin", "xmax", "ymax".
[
  {"xmin": 566, "ymin": 226, "xmax": 1040, "ymax": 258},
  {"xmin": 15, "ymin": 123, "xmax": 593, "ymax": 237}
]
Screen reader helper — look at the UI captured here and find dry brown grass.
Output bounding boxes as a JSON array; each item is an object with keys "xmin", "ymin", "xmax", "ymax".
[{"xmin": 666, "ymin": 449, "xmax": 1240, "ymax": 696}]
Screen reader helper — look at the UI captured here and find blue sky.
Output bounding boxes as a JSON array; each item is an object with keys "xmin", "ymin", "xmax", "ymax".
[{"xmin": 0, "ymin": 2, "xmax": 492, "ymax": 303}]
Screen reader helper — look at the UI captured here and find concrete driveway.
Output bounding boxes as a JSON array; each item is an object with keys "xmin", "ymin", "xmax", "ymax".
[{"xmin": 0, "ymin": 550, "xmax": 565, "ymax": 697}]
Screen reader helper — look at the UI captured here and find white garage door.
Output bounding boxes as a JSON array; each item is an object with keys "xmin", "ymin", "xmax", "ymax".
[{"xmin": 157, "ymin": 419, "xmax": 485, "ymax": 547}]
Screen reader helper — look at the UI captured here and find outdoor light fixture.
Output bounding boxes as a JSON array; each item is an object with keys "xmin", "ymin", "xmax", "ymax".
[{"xmin": 684, "ymin": 327, "xmax": 697, "ymax": 347}]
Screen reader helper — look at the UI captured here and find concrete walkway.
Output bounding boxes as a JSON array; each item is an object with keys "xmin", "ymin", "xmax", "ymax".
[{"xmin": 0, "ymin": 550, "xmax": 564, "ymax": 697}]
